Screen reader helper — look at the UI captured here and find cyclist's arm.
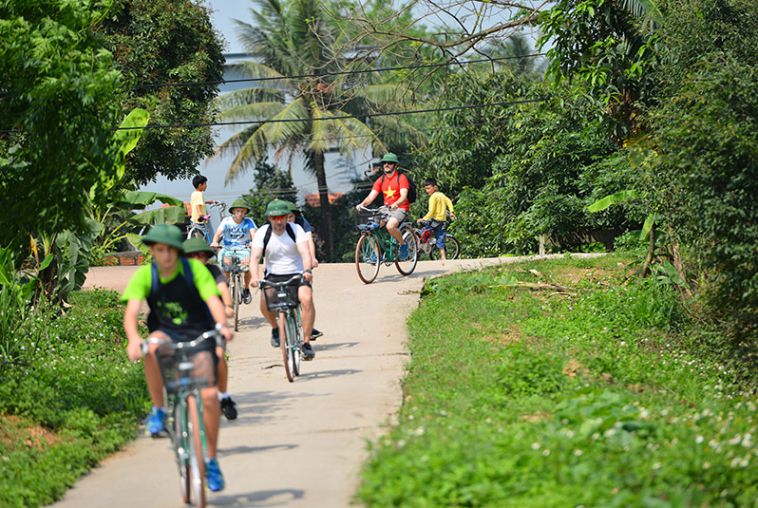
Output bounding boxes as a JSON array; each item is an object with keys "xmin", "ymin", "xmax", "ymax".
[
  {"xmin": 296, "ymin": 241, "xmax": 313, "ymax": 281},
  {"xmin": 306, "ymin": 233, "xmax": 318, "ymax": 267},
  {"xmin": 250, "ymin": 246, "xmax": 264, "ymax": 285},
  {"xmin": 421, "ymin": 194, "xmax": 437, "ymax": 221},
  {"xmin": 123, "ymin": 299, "xmax": 143, "ymax": 361},
  {"xmin": 206, "ymin": 295, "xmax": 233, "ymax": 341},
  {"xmin": 358, "ymin": 189, "xmax": 380, "ymax": 208},
  {"xmin": 392, "ymin": 188, "xmax": 408, "ymax": 209},
  {"xmin": 217, "ymin": 281, "xmax": 232, "ymax": 308},
  {"xmin": 211, "ymin": 223, "xmax": 224, "ymax": 246}
]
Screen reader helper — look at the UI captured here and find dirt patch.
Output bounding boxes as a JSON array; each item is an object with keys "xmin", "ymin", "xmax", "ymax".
[
  {"xmin": 563, "ymin": 358, "xmax": 590, "ymax": 379},
  {"xmin": 0, "ymin": 414, "xmax": 59, "ymax": 451},
  {"xmin": 520, "ymin": 411, "xmax": 551, "ymax": 423}
]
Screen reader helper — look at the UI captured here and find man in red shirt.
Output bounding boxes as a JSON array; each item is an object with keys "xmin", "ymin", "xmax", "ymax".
[{"xmin": 356, "ymin": 152, "xmax": 410, "ymax": 259}]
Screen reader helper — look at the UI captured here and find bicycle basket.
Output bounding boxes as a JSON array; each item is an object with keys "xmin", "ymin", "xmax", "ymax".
[
  {"xmin": 157, "ymin": 344, "xmax": 215, "ymax": 393},
  {"xmin": 262, "ymin": 282, "xmax": 299, "ymax": 311}
]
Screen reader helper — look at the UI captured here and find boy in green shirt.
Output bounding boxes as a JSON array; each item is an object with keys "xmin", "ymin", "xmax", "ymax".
[{"xmin": 122, "ymin": 224, "xmax": 233, "ymax": 492}]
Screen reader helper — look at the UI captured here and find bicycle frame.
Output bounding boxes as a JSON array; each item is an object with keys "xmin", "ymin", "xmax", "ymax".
[{"xmin": 260, "ymin": 275, "xmax": 304, "ymax": 382}]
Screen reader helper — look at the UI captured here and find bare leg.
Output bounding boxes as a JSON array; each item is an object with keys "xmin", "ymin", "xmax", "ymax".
[
  {"xmin": 259, "ymin": 294, "xmax": 278, "ymax": 328},
  {"xmin": 144, "ymin": 331, "xmax": 169, "ymax": 407},
  {"xmin": 386, "ymin": 217, "xmax": 404, "ymax": 244},
  {"xmin": 216, "ymin": 352, "xmax": 228, "ymax": 394},
  {"xmin": 439, "ymin": 247, "xmax": 447, "ymax": 261},
  {"xmin": 200, "ymin": 387, "xmax": 221, "ymax": 457},
  {"xmin": 299, "ymin": 286, "xmax": 315, "ymax": 342}
]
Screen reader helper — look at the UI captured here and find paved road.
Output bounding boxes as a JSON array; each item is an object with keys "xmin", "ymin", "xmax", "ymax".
[{"xmin": 57, "ymin": 256, "xmax": 596, "ymax": 507}]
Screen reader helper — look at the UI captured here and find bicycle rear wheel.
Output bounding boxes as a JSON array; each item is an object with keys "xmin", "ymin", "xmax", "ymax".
[
  {"xmin": 186, "ymin": 394, "xmax": 206, "ymax": 508},
  {"xmin": 430, "ymin": 234, "xmax": 461, "ymax": 260},
  {"xmin": 355, "ymin": 234, "xmax": 380, "ymax": 284},
  {"xmin": 279, "ymin": 312, "xmax": 294, "ymax": 382},
  {"xmin": 395, "ymin": 226, "xmax": 419, "ymax": 276}
]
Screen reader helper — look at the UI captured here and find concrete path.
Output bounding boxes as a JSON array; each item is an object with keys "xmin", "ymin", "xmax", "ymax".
[{"xmin": 57, "ymin": 255, "xmax": 597, "ymax": 507}]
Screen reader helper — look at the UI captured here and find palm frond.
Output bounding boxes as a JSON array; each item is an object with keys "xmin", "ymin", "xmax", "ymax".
[
  {"xmin": 255, "ymin": 97, "xmax": 309, "ymax": 150},
  {"xmin": 216, "ymin": 88, "xmax": 285, "ymax": 109},
  {"xmin": 218, "ymin": 102, "xmax": 286, "ymax": 121}
]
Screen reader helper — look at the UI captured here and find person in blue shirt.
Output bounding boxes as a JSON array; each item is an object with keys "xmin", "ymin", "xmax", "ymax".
[{"xmin": 211, "ymin": 198, "xmax": 257, "ymax": 303}]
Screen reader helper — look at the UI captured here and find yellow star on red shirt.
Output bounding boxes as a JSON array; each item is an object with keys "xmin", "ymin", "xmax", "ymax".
[{"xmin": 383, "ymin": 186, "xmax": 396, "ymax": 199}]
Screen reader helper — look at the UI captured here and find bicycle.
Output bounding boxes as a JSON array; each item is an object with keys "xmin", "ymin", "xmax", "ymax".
[
  {"xmin": 354, "ymin": 205, "xmax": 419, "ymax": 284},
  {"xmin": 142, "ymin": 330, "xmax": 224, "ymax": 508},
  {"xmin": 416, "ymin": 220, "xmax": 461, "ymax": 260},
  {"xmin": 221, "ymin": 250, "xmax": 249, "ymax": 332},
  {"xmin": 187, "ymin": 203, "xmax": 227, "ymax": 241},
  {"xmin": 260, "ymin": 275, "xmax": 305, "ymax": 383}
]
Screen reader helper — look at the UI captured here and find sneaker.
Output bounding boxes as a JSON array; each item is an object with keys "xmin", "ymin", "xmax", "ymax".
[
  {"xmin": 398, "ymin": 243, "xmax": 409, "ymax": 261},
  {"xmin": 205, "ymin": 458, "xmax": 225, "ymax": 492},
  {"xmin": 242, "ymin": 288, "xmax": 252, "ymax": 304},
  {"xmin": 302, "ymin": 342, "xmax": 315, "ymax": 361},
  {"xmin": 146, "ymin": 407, "xmax": 167, "ymax": 436},
  {"xmin": 220, "ymin": 396, "xmax": 238, "ymax": 421},
  {"xmin": 311, "ymin": 328, "xmax": 323, "ymax": 341},
  {"xmin": 270, "ymin": 327, "xmax": 280, "ymax": 348}
]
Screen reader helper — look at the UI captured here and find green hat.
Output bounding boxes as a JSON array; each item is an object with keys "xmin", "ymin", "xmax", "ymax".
[
  {"xmin": 283, "ymin": 200, "xmax": 301, "ymax": 214},
  {"xmin": 265, "ymin": 199, "xmax": 292, "ymax": 217},
  {"xmin": 229, "ymin": 198, "xmax": 250, "ymax": 212},
  {"xmin": 182, "ymin": 237, "xmax": 214, "ymax": 256},
  {"xmin": 141, "ymin": 224, "xmax": 184, "ymax": 251},
  {"xmin": 380, "ymin": 152, "xmax": 399, "ymax": 164}
]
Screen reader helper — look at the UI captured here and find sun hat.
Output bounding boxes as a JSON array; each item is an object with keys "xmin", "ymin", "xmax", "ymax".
[
  {"xmin": 141, "ymin": 224, "xmax": 185, "ymax": 251},
  {"xmin": 265, "ymin": 199, "xmax": 292, "ymax": 217},
  {"xmin": 182, "ymin": 237, "xmax": 214, "ymax": 256},
  {"xmin": 229, "ymin": 198, "xmax": 250, "ymax": 212},
  {"xmin": 380, "ymin": 153, "xmax": 399, "ymax": 164},
  {"xmin": 283, "ymin": 200, "xmax": 302, "ymax": 214}
]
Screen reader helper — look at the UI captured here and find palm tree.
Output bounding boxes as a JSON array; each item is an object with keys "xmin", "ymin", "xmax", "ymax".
[{"xmin": 215, "ymin": 0, "xmax": 423, "ymax": 260}]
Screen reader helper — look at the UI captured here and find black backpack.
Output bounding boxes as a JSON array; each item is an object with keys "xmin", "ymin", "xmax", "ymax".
[
  {"xmin": 380, "ymin": 169, "xmax": 417, "ymax": 204},
  {"xmin": 262, "ymin": 223, "xmax": 296, "ymax": 254}
]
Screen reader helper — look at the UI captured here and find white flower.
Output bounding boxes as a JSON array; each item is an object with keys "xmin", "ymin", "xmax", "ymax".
[
  {"xmin": 573, "ymin": 449, "xmax": 583, "ymax": 457},
  {"xmin": 696, "ymin": 435, "xmax": 704, "ymax": 444},
  {"xmin": 531, "ymin": 442, "xmax": 541, "ymax": 450}
]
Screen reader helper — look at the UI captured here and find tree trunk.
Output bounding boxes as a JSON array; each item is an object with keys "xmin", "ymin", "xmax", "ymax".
[
  {"xmin": 312, "ymin": 151, "xmax": 335, "ymax": 261},
  {"xmin": 641, "ymin": 222, "xmax": 655, "ymax": 277}
]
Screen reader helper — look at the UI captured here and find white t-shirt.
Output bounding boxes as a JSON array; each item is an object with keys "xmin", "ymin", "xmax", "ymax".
[
  {"xmin": 252, "ymin": 223, "xmax": 308, "ymax": 275},
  {"xmin": 219, "ymin": 216, "xmax": 257, "ymax": 248}
]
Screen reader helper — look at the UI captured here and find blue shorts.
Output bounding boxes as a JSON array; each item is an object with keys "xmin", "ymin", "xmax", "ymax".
[
  {"xmin": 217, "ymin": 246, "xmax": 250, "ymax": 270},
  {"xmin": 431, "ymin": 221, "xmax": 447, "ymax": 249}
]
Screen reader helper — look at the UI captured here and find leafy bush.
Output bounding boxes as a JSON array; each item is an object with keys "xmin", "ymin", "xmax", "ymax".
[{"xmin": 0, "ymin": 289, "xmax": 147, "ymax": 507}]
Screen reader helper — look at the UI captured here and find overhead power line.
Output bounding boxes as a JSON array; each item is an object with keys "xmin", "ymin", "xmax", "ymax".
[
  {"xmin": 139, "ymin": 52, "xmax": 546, "ymax": 91},
  {"xmin": 118, "ymin": 97, "xmax": 545, "ymax": 131}
]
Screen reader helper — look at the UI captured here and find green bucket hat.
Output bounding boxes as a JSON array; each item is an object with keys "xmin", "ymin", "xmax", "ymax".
[
  {"xmin": 265, "ymin": 199, "xmax": 292, "ymax": 217},
  {"xmin": 182, "ymin": 237, "xmax": 214, "ymax": 256},
  {"xmin": 380, "ymin": 152, "xmax": 399, "ymax": 164},
  {"xmin": 229, "ymin": 198, "xmax": 250, "ymax": 212},
  {"xmin": 283, "ymin": 200, "xmax": 301, "ymax": 214},
  {"xmin": 141, "ymin": 224, "xmax": 184, "ymax": 251}
]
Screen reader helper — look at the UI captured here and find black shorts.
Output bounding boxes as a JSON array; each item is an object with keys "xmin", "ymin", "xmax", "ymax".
[
  {"xmin": 264, "ymin": 273, "xmax": 310, "ymax": 309},
  {"xmin": 152, "ymin": 328, "xmax": 220, "ymax": 386}
]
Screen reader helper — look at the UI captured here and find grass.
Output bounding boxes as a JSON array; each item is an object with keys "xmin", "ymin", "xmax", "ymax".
[
  {"xmin": 359, "ymin": 254, "xmax": 758, "ymax": 507},
  {"xmin": 0, "ymin": 290, "xmax": 148, "ymax": 508}
]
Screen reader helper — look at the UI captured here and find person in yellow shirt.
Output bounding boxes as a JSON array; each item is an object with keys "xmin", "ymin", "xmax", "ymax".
[
  {"xmin": 190, "ymin": 175, "xmax": 217, "ymax": 241},
  {"xmin": 417, "ymin": 178, "xmax": 456, "ymax": 260}
]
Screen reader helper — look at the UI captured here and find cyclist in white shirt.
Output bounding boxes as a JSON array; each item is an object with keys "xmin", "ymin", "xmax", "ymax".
[{"xmin": 250, "ymin": 200, "xmax": 316, "ymax": 360}]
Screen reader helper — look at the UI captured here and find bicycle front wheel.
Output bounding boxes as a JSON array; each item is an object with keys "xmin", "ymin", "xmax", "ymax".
[
  {"xmin": 430, "ymin": 234, "xmax": 461, "ymax": 260},
  {"xmin": 174, "ymin": 404, "xmax": 190, "ymax": 504},
  {"xmin": 355, "ymin": 234, "xmax": 380, "ymax": 284},
  {"xmin": 186, "ymin": 394, "xmax": 206, "ymax": 508},
  {"xmin": 395, "ymin": 226, "xmax": 419, "ymax": 276},
  {"xmin": 279, "ymin": 312, "xmax": 294, "ymax": 382},
  {"xmin": 187, "ymin": 227, "xmax": 205, "ymax": 240},
  {"xmin": 232, "ymin": 274, "xmax": 241, "ymax": 332},
  {"xmin": 293, "ymin": 307, "xmax": 303, "ymax": 376}
]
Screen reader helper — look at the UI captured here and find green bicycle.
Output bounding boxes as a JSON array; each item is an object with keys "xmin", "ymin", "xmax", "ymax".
[
  {"xmin": 260, "ymin": 275, "xmax": 304, "ymax": 382},
  {"xmin": 143, "ymin": 330, "xmax": 223, "ymax": 508},
  {"xmin": 355, "ymin": 205, "xmax": 419, "ymax": 284}
]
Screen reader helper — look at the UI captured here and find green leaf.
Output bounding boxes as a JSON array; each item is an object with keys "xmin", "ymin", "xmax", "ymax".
[
  {"xmin": 587, "ymin": 190, "xmax": 640, "ymax": 212},
  {"xmin": 130, "ymin": 206, "xmax": 187, "ymax": 225},
  {"xmin": 118, "ymin": 191, "xmax": 183, "ymax": 208},
  {"xmin": 640, "ymin": 213, "xmax": 656, "ymax": 241},
  {"xmin": 39, "ymin": 254, "xmax": 54, "ymax": 271}
]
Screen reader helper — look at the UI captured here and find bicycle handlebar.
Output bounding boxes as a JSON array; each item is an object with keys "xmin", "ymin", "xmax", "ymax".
[
  {"xmin": 258, "ymin": 274, "xmax": 304, "ymax": 289},
  {"xmin": 141, "ymin": 329, "xmax": 225, "ymax": 356}
]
